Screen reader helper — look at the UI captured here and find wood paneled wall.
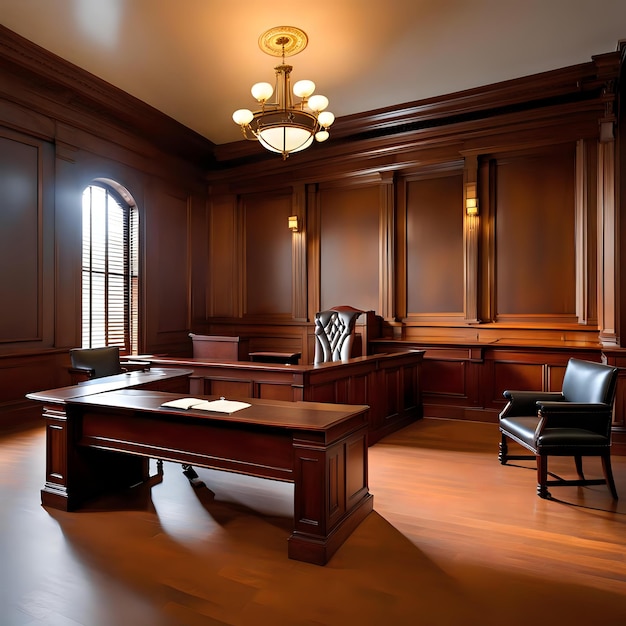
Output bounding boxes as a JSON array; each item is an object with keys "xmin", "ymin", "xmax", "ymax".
[
  {"xmin": 205, "ymin": 124, "xmax": 616, "ymax": 348},
  {"xmin": 0, "ymin": 26, "xmax": 212, "ymax": 428}
]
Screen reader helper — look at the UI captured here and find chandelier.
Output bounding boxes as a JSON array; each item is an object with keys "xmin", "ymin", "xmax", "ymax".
[{"xmin": 232, "ymin": 26, "xmax": 335, "ymax": 160}]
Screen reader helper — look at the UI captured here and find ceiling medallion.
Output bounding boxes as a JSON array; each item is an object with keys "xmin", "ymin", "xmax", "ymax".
[{"xmin": 258, "ymin": 26, "xmax": 308, "ymax": 58}]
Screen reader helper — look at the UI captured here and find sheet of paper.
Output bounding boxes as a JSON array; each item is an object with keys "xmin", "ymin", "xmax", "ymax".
[
  {"xmin": 191, "ymin": 399, "xmax": 251, "ymax": 413},
  {"xmin": 160, "ymin": 397, "xmax": 205, "ymax": 409}
]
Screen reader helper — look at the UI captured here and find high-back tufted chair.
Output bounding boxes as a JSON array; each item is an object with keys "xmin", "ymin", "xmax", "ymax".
[{"xmin": 314, "ymin": 305, "xmax": 363, "ymax": 365}]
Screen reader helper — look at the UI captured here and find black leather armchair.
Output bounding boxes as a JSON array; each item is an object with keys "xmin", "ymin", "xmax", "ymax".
[
  {"xmin": 498, "ymin": 357, "xmax": 619, "ymax": 499},
  {"xmin": 69, "ymin": 346, "xmax": 151, "ymax": 383},
  {"xmin": 314, "ymin": 305, "xmax": 362, "ymax": 365},
  {"xmin": 69, "ymin": 346, "xmax": 122, "ymax": 381}
]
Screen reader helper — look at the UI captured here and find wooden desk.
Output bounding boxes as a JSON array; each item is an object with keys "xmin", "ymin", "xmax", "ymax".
[
  {"xmin": 27, "ymin": 374, "xmax": 373, "ymax": 565},
  {"xmin": 147, "ymin": 351, "xmax": 424, "ymax": 444}
]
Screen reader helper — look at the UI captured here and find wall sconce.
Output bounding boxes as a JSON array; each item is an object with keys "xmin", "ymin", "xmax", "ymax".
[
  {"xmin": 465, "ymin": 182, "xmax": 479, "ymax": 216},
  {"xmin": 288, "ymin": 215, "xmax": 299, "ymax": 232}
]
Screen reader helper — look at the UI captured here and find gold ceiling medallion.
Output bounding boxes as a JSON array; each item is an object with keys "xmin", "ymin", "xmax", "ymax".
[
  {"xmin": 232, "ymin": 26, "xmax": 334, "ymax": 160},
  {"xmin": 258, "ymin": 26, "xmax": 308, "ymax": 58}
]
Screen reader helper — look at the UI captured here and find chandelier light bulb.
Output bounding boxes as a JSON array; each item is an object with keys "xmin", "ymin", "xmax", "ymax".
[
  {"xmin": 232, "ymin": 108, "xmax": 254, "ymax": 125},
  {"xmin": 251, "ymin": 82, "xmax": 274, "ymax": 102},
  {"xmin": 307, "ymin": 94, "xmax": 329, "ymax": 112},
  {"xmin": 293, "ymin": 79, "xmax": 315, "ymax": 99},
  {"xmin": 317, "ymin": 111, "xmax": 335, "ymax": 128},
  {"xmin": 315, "ymin": 130, "xmax": 330, "ymax": 142}
]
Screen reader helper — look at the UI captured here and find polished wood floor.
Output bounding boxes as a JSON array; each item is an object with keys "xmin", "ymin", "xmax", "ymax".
[{"xmin": 1, "ymin": 417, "xmax": 625, "ymax": 626}]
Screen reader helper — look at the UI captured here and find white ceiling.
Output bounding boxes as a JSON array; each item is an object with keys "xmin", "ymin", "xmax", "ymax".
[{"xmin": 1, "ymin": 0, "xmax": 625, "ymax": 146}]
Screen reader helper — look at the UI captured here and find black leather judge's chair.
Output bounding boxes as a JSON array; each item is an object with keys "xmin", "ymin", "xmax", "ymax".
[
  {"xmin": 314, "ymin": 305, "xmax": 363, "ymax": 365},
  {"xmin": 69, "ymin": 347, "xmax": 204, "ymax": 488},
  {"xmin": 498, "ymin": 357, "xmax": 619, "ymax": 499}
]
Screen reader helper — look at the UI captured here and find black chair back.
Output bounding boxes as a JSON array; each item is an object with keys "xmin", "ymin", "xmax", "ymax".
[
  {"xmin": 70, "ymin": 346, "xmax": 122, "ymax": 379},
  {"xmin": 561, "ymin": 357, "xmax": 618, "ymax": 404}
]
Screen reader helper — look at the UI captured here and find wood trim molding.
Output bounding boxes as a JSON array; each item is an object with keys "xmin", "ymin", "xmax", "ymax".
[
  {"xmin": 463, "ymin": 155, "xmax": 480, "ymax": 324},
  {"xmin": 292, "ymin": 184, "xmax": 308, "ymax": 322},
  {"xmin": 306, "ymin": 183, "xmax": 321, "ymax": 321},
  {"xmin": 598, "ymin": 139, "xmax": 618, "ymax": 344},
  {"xmin": 379, "ymin": 171, "xmax": 395, "ymax": 320},
  {"xmin": 575, "ymin": 139, "xmax": 589, "ymax": 324},
  {"xmin": 212, "ymin": 54, "xmax": 618, "ymax": 169}
]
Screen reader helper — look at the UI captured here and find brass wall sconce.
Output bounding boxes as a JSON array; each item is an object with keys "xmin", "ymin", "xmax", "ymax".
[
  {"xmin": 465, "ymin": 182, "xmax": 479, "ymax": 216},
  {"xmin": 288, "ymin": 215, "xmax": 299, "ymax": 232}
]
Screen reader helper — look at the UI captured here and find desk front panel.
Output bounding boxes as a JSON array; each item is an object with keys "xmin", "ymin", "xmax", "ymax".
[{"xmin": 78, "ymin": 405, "xmax": 294, "ymax": 481}]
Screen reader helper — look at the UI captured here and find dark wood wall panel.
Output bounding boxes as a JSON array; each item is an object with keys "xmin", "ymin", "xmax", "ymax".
[
  {"xmin": 406, "ymin": 174, "xmax": 464, "ymax": 315},
  {"xmin": 421, "ymin": 359, "xmax": 468, "ymax": 398},
  {"xmin": 494, "ymin": 146, "xmax": 576, "ymax": 319},
  {"xmin": 244, "ymin": 192, "xmax": 293, "ymax": 316},
  {"xmin": 319, "ymin": 185, "xmax": 379, "ymax": 312},
  {"xmin": 147, "ymin": 187, "xmax": 191, "ymax": 341},
  {"xmin": 205, "ymin": 379, "xmax": 252, "ymax": 398},
  {"xmin": 209, "ymin": 196, "xmax": 238, "ymax": 319},
  {"xmin": 0, "ymin": 133, "xmax": 43, "ymax": 342},
  {"xmin": 189, "ymin": 194, "xmax": 209, "ymax": 328},
  {"xmin": 0, "ymin": 351, "xmax": 70, "ymax": 429},
  {"xmin": 583, "ymin": 140, "xmax": 599, "ymax": 322},
  {"xmin": 53, "ymin": 156, "xmax": 85, "ymax": 350},
  {"xmin": 492, "ymin": 361, "xmax": 544, "ymax": 397}
]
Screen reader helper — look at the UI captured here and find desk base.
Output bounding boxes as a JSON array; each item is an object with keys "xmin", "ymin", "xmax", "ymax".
[{"xmin": 289, "ymin": 492, "xmax": 373, "ymax": 565}]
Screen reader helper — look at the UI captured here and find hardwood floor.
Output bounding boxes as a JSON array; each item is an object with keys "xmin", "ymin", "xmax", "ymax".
[{"xmin": 1, "ymin": 417, "xmax": 625, "ymax": 626}]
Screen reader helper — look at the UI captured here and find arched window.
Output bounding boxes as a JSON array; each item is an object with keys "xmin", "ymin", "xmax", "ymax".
[{"xmin": 81, "ymin": 180, "xmax": 139, "ymax": 354}]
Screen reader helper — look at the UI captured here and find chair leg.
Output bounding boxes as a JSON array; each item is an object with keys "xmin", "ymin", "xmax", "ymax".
[
  {"xmin": 536, "ymin": 454, "xmax": 549, "ymax": 498},
  {"xmin": 182, "ymin": 464, "xmax": 206, "ymax": 489},
  {"xmin": 498, "ymin": 434, "xmax": 508, "ymax": 464},
  {"xmin": 601, "ymin": 453, "xmax": 619, "ymax": 500},
  {"xmin": 574, "ymin": 455, "xmax": 585, "ymax": 480}
]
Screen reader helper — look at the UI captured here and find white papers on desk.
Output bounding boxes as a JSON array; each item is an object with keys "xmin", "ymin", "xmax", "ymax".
[{"xmin": 160, "ymin": 397, "xmax": 251, "ymax": 414}]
